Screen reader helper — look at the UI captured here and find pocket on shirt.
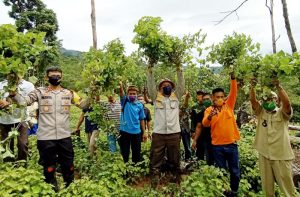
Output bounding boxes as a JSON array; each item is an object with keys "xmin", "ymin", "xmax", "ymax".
[
  {"xmin": 61, "ymin": 99, "xmax": 71, "ymax": 113},
  {"xmin": 272, "ymin": 115, "xmax": 282, "ymax": 128},
  {"xmin": 155, "ymin": 101, "xmax": 164, "ymax": 109},
  {"xmin": 170, "ymin": 100, "xmax": 178, "ymax": 109},
  {"xmin": 40, "ymin": 99, "xmax": 53, "ymax": 114}
]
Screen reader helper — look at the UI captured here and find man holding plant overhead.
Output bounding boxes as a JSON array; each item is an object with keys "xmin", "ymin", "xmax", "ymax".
[
  {"xmin": 147, "ymin": 66, "xmax": 185, "ymax": 187},
  {"xmin": 250, "ymin": 78, "xmax": 297, "ymax": 197},
  {"xmin": 202, "ymin": 72, "xmax": 240, "ymax": 197},
  {"xmin": 119, "ymin": 82, "xmax": 145, "ymax": 164}
]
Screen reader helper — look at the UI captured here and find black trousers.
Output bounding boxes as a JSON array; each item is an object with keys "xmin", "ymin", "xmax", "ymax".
[
  {"xmin": 196, "ymin": 131, "xmax": 214, "ymax": 166},
  {"xmin": 37, "ymin": 137, "xmax": 74, "ymax": 189},
  {"xmin": 119, "ymin": 131, "xmax": 141, "ymax": 163}
]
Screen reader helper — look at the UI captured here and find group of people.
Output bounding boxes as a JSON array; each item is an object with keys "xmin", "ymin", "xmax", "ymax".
[{"xmin": 0, "ymin": 65, "xmax": 297, "ymax": 196}]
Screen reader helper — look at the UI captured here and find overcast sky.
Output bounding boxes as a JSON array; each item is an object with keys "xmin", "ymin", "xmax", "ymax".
[{"xmin": 0, "ymin": 0, "xmax": 299, "ymax": 55}]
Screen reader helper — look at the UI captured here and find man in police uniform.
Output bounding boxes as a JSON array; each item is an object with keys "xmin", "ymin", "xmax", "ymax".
[{"xmin": 4, "ymin": 67, "xmax": 85, "ymax": 191}]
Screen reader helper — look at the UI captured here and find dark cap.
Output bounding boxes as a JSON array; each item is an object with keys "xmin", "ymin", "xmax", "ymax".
[{"xmin": 196, "ymin": 90, "xmax": 205, "ymax": 95}]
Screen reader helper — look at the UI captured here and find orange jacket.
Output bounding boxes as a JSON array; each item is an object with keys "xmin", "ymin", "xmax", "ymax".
[{"xmin": 202, "ymin": 79, "xmax": 240, "ymax": 145}]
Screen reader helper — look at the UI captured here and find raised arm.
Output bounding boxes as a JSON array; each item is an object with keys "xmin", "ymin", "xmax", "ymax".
[
  {"xmin": 175, "ymin": 67, "xmax": 185, "ymax": 99},
  {"xmin": 274, "ymin": 79, "xmax": 291, "ymax": 115},
  {"xmin": 249, "ymin": 78, "xmax": 261, "ymax": 115},
  {"xmin": 12, "ymin": 89, "xmax": 39, "ymax": 107},
  {"xmin": 70, "ymin": 90, "xmax": 90, "ymax": 109},
  {"xmin": 119, "ymin": 81, "xmax": 124, "ymax": 97},
  {"xmin": 226, "ymin": 73, "xmax": 237, "ymax": 109},
  {"xmin": 202, "ymin": 107, "xmax": 218, "ymax": 127},
  {"xmin": 143, "ymin": 88, "xmax": 153, "ymax": 105},
  {"xmin": 147, "ymin": 67, "xmax": 156, "ymax": 101},
  {"xmin": 182, "ymin": 91, "xmax": 190, "ymax": 108}
]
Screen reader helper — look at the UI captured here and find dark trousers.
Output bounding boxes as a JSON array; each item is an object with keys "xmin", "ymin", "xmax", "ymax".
[
  {"xmin": 196, "ymin": 133, "xmax": 214, "ymax": 165},
  {"xmin": 119, "ymin": 131, "xmax": 141, "ymax": 163},
  {"xmin": 37, "ymin": 137, "xmax": 74, "ymax": 189},
  {"xmin": 213, "ymin": 143, "xmax": 240, "ymax": 193},
  {"xmin": 180, "ymin": 128, "xmax": 191, "ymax": 161},
  {"xmin": 0, "ymin": 122, "xmax": 28, "ymax": 161},
  {"xmin": 150, "ymin": 133, "xmax": 181, "ymax": 175}
]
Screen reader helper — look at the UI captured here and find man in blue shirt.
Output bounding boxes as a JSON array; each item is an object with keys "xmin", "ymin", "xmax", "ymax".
[{"xmin": 119, "ymin": 82, "xmax": 145, "ymax": 163}]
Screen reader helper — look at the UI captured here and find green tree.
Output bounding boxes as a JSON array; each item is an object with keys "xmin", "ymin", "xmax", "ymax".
[
  {"xmin": 3, "ymin": 0, "xmax": 60, "ymax": 81},
  {"xmin": 124, "ymin": 51, "xmax": 147, "ymax": 90},
  {"xmin": 132, "ymin": 16, "xmax": 165, "ymax": 68},
  {"xmin": 60, "ymin": 55, "xmax": 83, "ymax": 91},
  {"xmin": 207, "ymin": 32, "xmax": 260, "ymax": 71},
  {"xmin": 161, "ymin": 31, "xmax": 206, "ymax": 68},
  {"xmin": 0, "ymin": 24, "xmax": 48, "ymax": 92},
  {"xmin": 207, "ymin": 32, "xmax": 263, "ymax": 88}
]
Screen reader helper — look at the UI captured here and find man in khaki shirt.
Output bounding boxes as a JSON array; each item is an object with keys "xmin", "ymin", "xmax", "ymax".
[
  {"xmin": 250, "ymin": 78, "xmax": 297, "ymax": 197},
  {"xmin": 147, "ymin": 66, "xmax": 185, "ymax": 187}
]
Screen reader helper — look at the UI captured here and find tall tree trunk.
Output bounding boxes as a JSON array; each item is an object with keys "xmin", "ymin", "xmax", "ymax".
[
  {"xmin": 266, "ymin": 0, "xmax": 276, "ymax": 53},
  {"xmin": 281, "ymin": 0, "xmax": 297, "ymax": 53},
  {"xmin": 91, "ymin": 0, "xmax": 97, "ymax": 49}
]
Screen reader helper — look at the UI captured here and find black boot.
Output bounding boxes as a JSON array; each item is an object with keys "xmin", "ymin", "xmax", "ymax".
[
  {"xmin": 62, "ymin": 164, "xmax": 74, "ymax": 187},
  {"xmin": 44, "ymin": 165, "xmax": 58, "ymax": 192}
]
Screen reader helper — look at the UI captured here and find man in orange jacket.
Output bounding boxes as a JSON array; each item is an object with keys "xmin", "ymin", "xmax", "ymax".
[{"xmin": 202, "ymin": 72, "xmax": 240, "ymax": 197}]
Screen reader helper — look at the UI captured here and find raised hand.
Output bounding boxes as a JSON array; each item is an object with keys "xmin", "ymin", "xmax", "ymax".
[
  {"xmin": 192, "ymin": 140, "xmax": 197, "ymax": 150},
  {"xmin": 0, "ymin": 100, "xmax": 10, "ymax": 109},
  {"xmin": 272, "ymin": 78, "xmax": 280, "ymax": 88},
  {"xmin": 208, "ymin": 107, "xmax": 218, "ymax": 120},
  {"xmin": 185, "ymin": 90, "xmax": 190, "ymax": 99},
  {"xmin": 250, "ymin": 78, "xmax": 257, "ymax": 88},
  {"xmin": 119, "ymin": 81, "xmax": 123, "ymax": 87},
  {"xmin": 230, "ymin": 71, "xmax": 236, "ymax": 80}
]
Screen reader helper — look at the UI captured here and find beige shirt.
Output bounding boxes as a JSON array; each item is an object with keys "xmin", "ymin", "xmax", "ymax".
[
  {"xmin": 253, "ymin": 106, "xmax": 294, "ymax": 160},
  {"xmin": 153, "ymin": 93, "xmax": 181, "ymax": 134},
  {"xmin": 14, "ymin": 87, "xmax": 86, "ymax": 140},
  {"xmin": 147, "ymin": 67, "xmax": 185, "ymax": 135}
]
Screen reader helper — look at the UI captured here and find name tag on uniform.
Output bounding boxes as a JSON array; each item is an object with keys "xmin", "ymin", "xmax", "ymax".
[
  {"xmin": 61, "ymin": 97, "xmax": 71, "ymax": 100},
  {"xmin": 41, "ymin": 96, "xmax": 52, "ymax": 99}
]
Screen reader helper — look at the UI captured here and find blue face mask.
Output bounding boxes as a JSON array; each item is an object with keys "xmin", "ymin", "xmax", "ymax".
[
  {"xmin": 162, "ymin": 86, "xmax": 172, "ymax": 96},
  {"xmin": 128, "ymin": 95, "xmax": 136, "ymax": 102}
]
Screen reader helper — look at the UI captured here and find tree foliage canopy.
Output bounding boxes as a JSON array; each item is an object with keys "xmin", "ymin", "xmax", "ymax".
[
  {"xmin": 3, "ymin": 0, "xmax": 61, "ymax": 81},
  {"xmin": 0, "ymin": 24, "xmax": 48, "ymax": 91}
]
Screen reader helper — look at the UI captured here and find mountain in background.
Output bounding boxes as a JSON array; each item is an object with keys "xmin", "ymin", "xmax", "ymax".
[
  {"xmin": 60, "ymin": 47, "xmax": 82, "ymax": 57},
  {"xmin": 209, "ymin": 66, "xmax": 223, "ymax": 74}
]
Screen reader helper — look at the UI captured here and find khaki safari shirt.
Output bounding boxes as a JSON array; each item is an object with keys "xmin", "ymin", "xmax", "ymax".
[
  {"xmin": 253, "ymin": 106, "xmax": 294, "ymax": 160},
  {"xmin": 14, "ymin": 87, "xmax": 85, "ymax": 140},
  {"xmin": 147, "ymin": 68, "xmax": 185, "ymax": 135}
]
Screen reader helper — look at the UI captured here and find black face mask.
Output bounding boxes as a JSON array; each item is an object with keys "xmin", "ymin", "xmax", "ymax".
[
  {"xmin": 48, "ymin": 76, "xmax": 61, "ymax": 86},
  {"xmin": 162, "ymin": 86, "xmax": 172, "ymax": 96}
]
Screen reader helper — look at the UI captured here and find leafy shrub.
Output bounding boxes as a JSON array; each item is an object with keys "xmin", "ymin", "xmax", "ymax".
[
  {"xmin": 178, "ymin": 165, "xmax": 230, "ymax": 196},
  {"xmin": 239, "ymin": 124, "xmax": 261, "ymax": 192},
  {"xmin": 291, "ymin": 104, "xmax": 300, "ymax": 123},
  {"xmin": 58, "ymin": 178, "xmax": 110, "ymax": 197},
  {"xmin": 0, "ymin": 164, "xmax": 54, "ymax": 196}
]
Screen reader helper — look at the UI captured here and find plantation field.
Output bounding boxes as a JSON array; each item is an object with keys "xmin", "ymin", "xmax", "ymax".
[
  {"xmin": 1, "ymin": 105, "xmax": 299, "ymax": 196},
  {"xmin": 1, "ymin": 2, "xmax": 300, "ymax": 196}
]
